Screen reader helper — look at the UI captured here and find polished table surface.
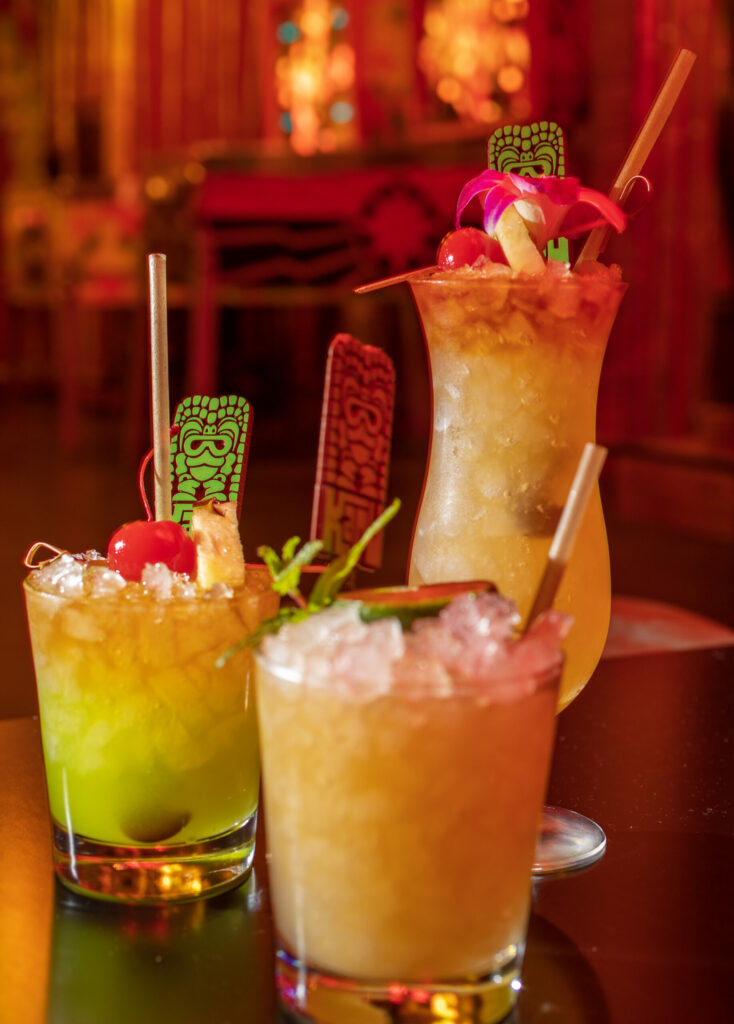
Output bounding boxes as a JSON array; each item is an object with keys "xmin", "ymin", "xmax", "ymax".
[{"xmin": 1, "ymin": 646, "xmax": 732, "ymax": 1024}]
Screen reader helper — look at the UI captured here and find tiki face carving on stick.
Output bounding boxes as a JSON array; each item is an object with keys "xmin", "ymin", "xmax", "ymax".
[
  {"xmin": 170, "ymin": 395, "xmax": 252, "ymax": 527},
  {"xmin": 488, "ymin": 121, "xmax": 567, "ymax": 178},
  {"xmin": 489, "ymin": 122, "xmax": 569, "ymax": 262},
  {"xmin": 312, "ymin": 334, "xmax": 395, "ymax": 572}
]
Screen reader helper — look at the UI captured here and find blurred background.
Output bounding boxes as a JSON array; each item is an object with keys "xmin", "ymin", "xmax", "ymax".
[{"xmin": 1, "ymin": 0, "xmax": 733, "ymax": 716}]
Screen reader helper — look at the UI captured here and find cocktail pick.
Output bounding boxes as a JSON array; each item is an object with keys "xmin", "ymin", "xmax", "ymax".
[
  {"xmin": 148, "ymin": 253, "xmax": 173, "ymax": 521},
  {"xmin": 357, "ymin": 50, "xmax": 695, "ymax": 292},
  {"xmin": 488, "ymin": 121, "xmax": 570, "ymax": 263},
  {"xmin": 355, "ymin": 126, "xmax": 569, "ymax": 291},
  {"xmin": 575, "ymin": 47, "xmax": 696, "ymax": 266},
  {"xmin": 353, "ymin": 266, "xmax": 435, "ymax": 295},
  {"xmin": 169, "ymin": 395, "xmax": 253, "ymax": 528},
  {"xmin": 525, "ymin": 443, "xmax": 608, "ymax": 628},
  {"xmin": 354, "ymin": 119, "xmax": 599, "ymax": 293},
  {"xmin": 311, "ymin": 334, "xmax": 396, "ymax": 572}
]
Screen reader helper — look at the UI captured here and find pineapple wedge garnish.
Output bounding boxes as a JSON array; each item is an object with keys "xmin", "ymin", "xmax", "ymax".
[
  {"xmin": 493, "ymin": 204, "xmax": 545, "ymax": 275},
  {"xmin": 191, "ymin": 500, "xmax": 245, "ymax": 591}
]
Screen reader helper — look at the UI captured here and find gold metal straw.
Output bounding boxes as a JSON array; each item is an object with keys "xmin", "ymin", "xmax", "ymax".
[{"xmin": 148, "ymin": 253, "xmax": 172, "ymax": 521}]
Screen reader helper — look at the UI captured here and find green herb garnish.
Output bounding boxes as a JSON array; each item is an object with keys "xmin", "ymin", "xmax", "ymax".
[{"xmin": 216, "ymin": 498, "xmax": 401, "ymax": 666}]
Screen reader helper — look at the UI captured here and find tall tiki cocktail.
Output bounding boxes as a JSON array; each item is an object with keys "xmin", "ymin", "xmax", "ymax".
[
  {"xmin": 396, "ymin": 57, "xmax": 694, "ymax": 872},
  {"xmin": 409, "ymin": 262, "xmax": 625, "ymax": 709}
]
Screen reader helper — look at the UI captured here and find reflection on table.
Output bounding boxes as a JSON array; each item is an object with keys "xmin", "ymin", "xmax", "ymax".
[{"xmin": 47, "ymin": 878, "xmax": 276, "ymax": 1024}]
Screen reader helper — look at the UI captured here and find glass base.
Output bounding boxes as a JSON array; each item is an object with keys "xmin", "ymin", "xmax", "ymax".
[
  {"xmin": 275, "ymin": 947, "xmax": 521, "ymax": 1024},
  {"xmin": 532, "ymin": 805, "xmax": 606, "ymax": 877},
  {"xmin": 51, "ymin": 813, "xmax": 257, "ymax": 903}
]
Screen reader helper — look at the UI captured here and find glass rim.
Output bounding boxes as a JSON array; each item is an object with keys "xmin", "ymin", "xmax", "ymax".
[
  {"xmin": 408, "ymin": 269, "xmax": 628, "ymax": 294},
  {"xmin": 22, "ymin": 564, "xmax": 274, "ymax": 607}
]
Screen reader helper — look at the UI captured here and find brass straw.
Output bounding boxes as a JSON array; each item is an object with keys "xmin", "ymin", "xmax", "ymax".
[{"xmin": 148, "ymin": 253, "xmax": 172, "ymax": 521}]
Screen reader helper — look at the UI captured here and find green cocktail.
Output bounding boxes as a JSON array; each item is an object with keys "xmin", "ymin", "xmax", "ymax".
[{"xmin": 24, "ymin": 556, "xmax": 277, "ymax": 903}]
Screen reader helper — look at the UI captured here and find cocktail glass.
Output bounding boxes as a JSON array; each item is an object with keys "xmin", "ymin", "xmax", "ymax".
[
  {"xmin": 254, "ymin": 603, "xmax": 562, "ymax": 1023},
  {"xmin": 408, "ymin": 266, "xmax": 626, "ymax": 874},
  {"xmin": 24, "ymin": 562, "xmax": 278, "ymax": 903}
]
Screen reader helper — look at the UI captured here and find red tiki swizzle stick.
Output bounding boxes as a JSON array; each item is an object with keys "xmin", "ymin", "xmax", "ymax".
[{"xmin": 311, "ymin": 334, "xmax": 396, "ymax": 574}]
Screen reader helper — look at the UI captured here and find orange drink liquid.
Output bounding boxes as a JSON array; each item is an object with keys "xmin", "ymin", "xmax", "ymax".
[
  {"xmin": 409, "ymin": 264, "xmax": 626, "ymax": 708},
  {"xmin": 255, "ymin": 598, "xmax": 563, "ymax": 1022}
]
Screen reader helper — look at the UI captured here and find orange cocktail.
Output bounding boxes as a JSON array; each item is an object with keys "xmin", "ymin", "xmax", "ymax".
[
  {"xmin": 255, "ymin": 594, "xmax": 563, "ymax": 1021},
  {"xmin": 409, "ymin": 262, "xmax": 625, "ymax": 708}
]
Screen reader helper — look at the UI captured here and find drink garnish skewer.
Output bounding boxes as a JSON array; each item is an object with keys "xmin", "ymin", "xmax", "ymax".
[{"xmin": 353, "ymin": 47, "xmax": 696, "ymax": 293}]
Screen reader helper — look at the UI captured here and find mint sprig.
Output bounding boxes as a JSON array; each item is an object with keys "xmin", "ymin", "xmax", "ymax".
[
  {"xmin": 215, "ymin": 498, "xmax": 401, "ymax": 666},
  {"xmin": 309, "ymin": 498, "xmax": 400, "ymax": 609},
  {"xmin": 257, "ymin": 536, "xmax": 324, "ymax": 604}
]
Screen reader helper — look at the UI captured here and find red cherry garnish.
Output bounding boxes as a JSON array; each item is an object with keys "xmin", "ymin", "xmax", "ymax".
[
  {"xmin": 437, "ymin": 227, "xmax": 506, "ymax": 269},
  {"xmin": 107, "ymin": 520, "xmax": 196, "ymax": 582}
]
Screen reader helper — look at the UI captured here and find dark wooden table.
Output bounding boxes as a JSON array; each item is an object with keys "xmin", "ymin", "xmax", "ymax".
[{"xmin": 1, "ymin": 647, "xmax": 732, "ymax": 1024}]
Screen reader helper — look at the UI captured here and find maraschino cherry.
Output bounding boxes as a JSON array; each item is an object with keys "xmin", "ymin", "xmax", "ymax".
[
  {"xmin": 437, "ymin": 227, "xmax": 506, "ymax": 270},
  {"xmin": 107, "ymin": 520, "xmax": 196, "ymax": 582}
]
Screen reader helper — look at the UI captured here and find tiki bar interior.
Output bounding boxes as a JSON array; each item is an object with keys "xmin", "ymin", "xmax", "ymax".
[{"xmin": 0, "ymin": 3, "xmax": 733, "ymax": 1023}]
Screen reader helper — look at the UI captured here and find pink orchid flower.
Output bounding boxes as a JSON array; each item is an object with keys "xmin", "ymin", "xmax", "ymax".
[{"xmin": 456, "ymin": 171, "xmax": 626, "ymax": 250}]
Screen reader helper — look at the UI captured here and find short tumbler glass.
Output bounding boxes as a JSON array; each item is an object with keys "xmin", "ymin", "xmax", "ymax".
[
  {"xmin": 24, "ymin": 565, "xmax": 278, "ymax": 904},
  {"xmin": 255, "ymin": 644, "xmax": 561, "ymax": 1023}
]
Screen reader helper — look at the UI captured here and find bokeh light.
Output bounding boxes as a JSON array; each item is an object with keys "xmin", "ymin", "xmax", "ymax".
[
  {"xmin": 275, "ymin": 0, "xmax": 357, "ymax": 154},
  {"xmin": 419, "ymin": 0, "xmax": 531, "ymax": 125}
]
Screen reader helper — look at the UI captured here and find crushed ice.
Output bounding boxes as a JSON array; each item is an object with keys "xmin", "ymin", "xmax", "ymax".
[
  {"xmin": 259, "ymin": 592, "xmax": 571, "ymax": 697},
  {"xmin": 28, "ymin": 553, "xmax": 214, "ymax": 600},
  {"xmin": 34, "ymin": 553, "xmax": 84, "ymax": 596},
  {"xmin": 141, "ymin": 562, "xmax": 175, "ymax": 598},
  {"xmin": 86, "ymin": 566, "xmax": 127, "ymax": 596}
]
